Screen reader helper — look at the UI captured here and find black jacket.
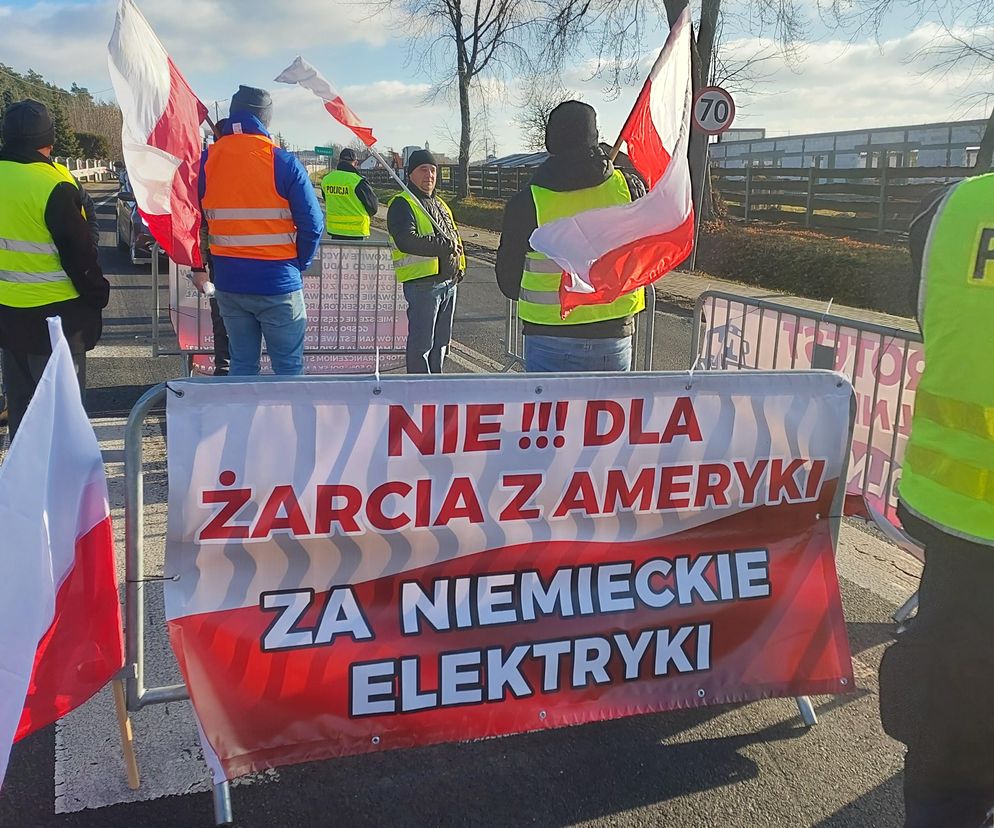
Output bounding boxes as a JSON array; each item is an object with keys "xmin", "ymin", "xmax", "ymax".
[
  {"xmin": 496, "ymin": 148, "xmax": 646, "ymax": 339},
  {"xmin": 386, "ymin": 184, "xmax": 464, "ymax": 283},
  {"xmin": 0, "ymin": 147, "xmax": 109, "ymax": 354},
  {"xmin": 908, "ymin": 185, "xmax": 951, "ymax": 325},
  {"xmin": 334, "ymin": 161, "xmax": 379, "ymax": 218}
]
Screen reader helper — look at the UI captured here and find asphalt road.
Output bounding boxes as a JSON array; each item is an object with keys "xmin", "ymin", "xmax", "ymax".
[{"xmin": 0, "ymin": 184, "xmax": 915, "ymax": 828}]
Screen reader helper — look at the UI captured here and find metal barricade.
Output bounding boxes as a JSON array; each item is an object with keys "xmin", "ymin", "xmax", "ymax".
[
  {"xmin": 151, "ymin": 239, "xmax": 407, "ymax": 375},
  {"xmin": 503, "ymin": 287, "xmax": 657, "ymax": 371},
  {"xmin": 689, "ymin": 289, "xmax": 924, "ymax": 621}
]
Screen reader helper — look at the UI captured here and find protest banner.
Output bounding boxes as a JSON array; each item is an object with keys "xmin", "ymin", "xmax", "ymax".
[
  {"xmin": 696, "ymin": 294, "xmax": 922, "ymax": 544},
  {"xmin": 164, "ymin": 372, "xmax": 854, "ymax": 780},
  {"xmin": 167, "ymin": 242, "xmax": 407, "ymax": 374}
]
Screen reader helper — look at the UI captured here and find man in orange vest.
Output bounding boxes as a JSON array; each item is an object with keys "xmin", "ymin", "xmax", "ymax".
[{"xmin": 196, "ymin": 86, "xmax": 323, "ymax": 376}]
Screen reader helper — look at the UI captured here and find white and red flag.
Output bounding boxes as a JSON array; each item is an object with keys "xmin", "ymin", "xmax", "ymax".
[
  {"xmin": 107, "ymin": 0, "xmax": 208, "ymax": 267},
  {"xmin": 530, "ymin": 8, "xmax": 694, "ymax": 316},
  {"xmin": 0, "ymin": 319, "xmax": 123, "ymax": 785},
  {"xmin": 274, "ymin": 57, "xmax": 377, "ymax": 147}
]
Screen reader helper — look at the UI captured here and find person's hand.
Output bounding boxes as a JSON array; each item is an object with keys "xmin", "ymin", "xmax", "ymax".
[{"xmin": 190, "ymin": 269, "xmax": 211, "ymax": 294}]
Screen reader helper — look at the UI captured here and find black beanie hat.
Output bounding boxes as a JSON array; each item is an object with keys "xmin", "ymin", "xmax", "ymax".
[
  {"xmin": 545, "ymin": 100, "xmax": 598, "ymax": 155},
  {"xmin": 406, "ymin": 149, "xmax": 437, "ymax": 175},
  {"xmin": 339, "ymin": 147, "xmax": 356, "ymax": 163},
  {"xmin": 229, "ymin": 85, "xmax": 273, "ymax": 128},
  {"xmin": 2, "ymin": 99, "xmax": 55, "ymax": 150}
]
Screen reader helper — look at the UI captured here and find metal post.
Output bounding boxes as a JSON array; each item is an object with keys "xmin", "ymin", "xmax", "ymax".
[
  {"xmin": 688, "ymin": 142, "xmax": 710, "ymax": 272},
  {"xmin": 212, "ymin": 781, "xmax": 233, "ymax": 825},
  {"xmin": 805, "ymin": 167, "xmax": 815, "ymax": 229},
  {"xmin": 893, "ymin": 590, "xmax": 919, "ymax": 625},
  {"xmin": 795, "ymin": 696, "xmax": 818, "ymax": 727},
  {"xmin": 151, "ymin": 244, "xmax": 160, "ymax": 358},
  {"xmin": 642, "ymin": 284, "xmax": 656, "ymax": 371}
]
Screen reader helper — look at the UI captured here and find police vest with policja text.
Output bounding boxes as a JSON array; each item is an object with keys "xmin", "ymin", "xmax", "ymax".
[
  {"xmin": 322, "ymin": 169, "xmax": 371, "ymax": 238},
  {"xmin": 899, "ymin": 172, "xmax": 994, "ymax": 545}
]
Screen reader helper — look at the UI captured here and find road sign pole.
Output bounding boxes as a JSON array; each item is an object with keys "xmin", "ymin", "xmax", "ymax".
[{"xmin": 689, "ymin": 140, "xmax": 710, "ymax": 272}]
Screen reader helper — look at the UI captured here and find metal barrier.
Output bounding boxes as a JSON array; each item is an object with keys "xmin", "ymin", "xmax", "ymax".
[
  {"xmin": 503, "ymin": 287, "xmax": 657, "ymax": 371},
  {"xmin": 689, "ymin": 289, "xmax": 924, "ymax": 622},
  {"xmin": 123, "ymin": 370, "xmax": 849, "ymax": 825},
  {"xmin": 151, "ymin": 239, "xmax": 408, "ymax": 375}
]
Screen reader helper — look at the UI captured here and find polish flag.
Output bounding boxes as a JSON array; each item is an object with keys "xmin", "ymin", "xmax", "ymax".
[
  {"xmin": 529, "ymin": 8, "xmax": 694, "ymax": 316},
  {"xmin": 274, "ymin": 57, "xmax": 377, "ymax": 147},
  {"xmin": 0, "ymin": 319, "xmax": 123, "ymax": 784},
  {"xmin": 107, "ymin": 0, "xmax": 208, "ymax": 267}
]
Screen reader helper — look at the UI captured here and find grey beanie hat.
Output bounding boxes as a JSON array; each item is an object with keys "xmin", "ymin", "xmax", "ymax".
[
  {"xmin": 229, "ymin": 85, "xmax": 273, "ymax": 128},
  {"xmin": 2, "ymin": 99, "xmax": 55, "ymax": 150}
]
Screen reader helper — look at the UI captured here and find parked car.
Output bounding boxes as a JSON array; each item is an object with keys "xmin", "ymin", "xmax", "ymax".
[{"xmin": 116, "ymin": 170, "xmax": 168, "ymax": 267}]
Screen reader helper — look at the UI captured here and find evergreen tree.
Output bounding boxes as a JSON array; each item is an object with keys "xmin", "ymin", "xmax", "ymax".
[
  {"xmin": 1, "ymin": 89, "xmax": 15, "ymax": 115},
  {"xmin": 51, "ymin": 103, "xmax": 81, "ymax": 156}
]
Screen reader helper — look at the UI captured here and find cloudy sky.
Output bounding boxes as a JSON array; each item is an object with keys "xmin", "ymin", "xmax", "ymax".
[{"xmin": 0, "ymin": 0, "xmax": 989, "ymax": 157}]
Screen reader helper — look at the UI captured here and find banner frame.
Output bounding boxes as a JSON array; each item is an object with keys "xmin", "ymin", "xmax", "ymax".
[{"xmin": 124, "ymin": 370, "xmax": 855, "ymax": 825}]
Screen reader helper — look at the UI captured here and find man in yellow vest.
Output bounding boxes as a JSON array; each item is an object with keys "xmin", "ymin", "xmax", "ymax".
[
  {"xmin": 0, "ymin": 99, "xmax": 108, "ymax": 440},
  {"xmin": 496, "ymin": 101, "xmax": 645, "ymax": 372},
  {"xmin": 879, "ymin": 174, "xmax": 994, "ymax": 828},
  {"xmin": 386, "ymin": 149, "xmax": 465, "ymax": 374},
  {"xmin": 321, "ymin": 148, "xmax": 378, "ymax": 240}
]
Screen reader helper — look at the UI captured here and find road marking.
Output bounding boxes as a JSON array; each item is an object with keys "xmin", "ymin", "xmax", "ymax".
[{"xmin": 449, "ymin": 339, "xmax": 512, "ymax": 373}]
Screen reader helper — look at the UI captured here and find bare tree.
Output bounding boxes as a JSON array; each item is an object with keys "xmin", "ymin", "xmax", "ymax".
[
  {"xmin": 375, "ymin": 0, "xmax": 531, "ymax": 197},
  {"xmin": 515, "ymin": 75, "xmax": 580, "ymax": 151}
]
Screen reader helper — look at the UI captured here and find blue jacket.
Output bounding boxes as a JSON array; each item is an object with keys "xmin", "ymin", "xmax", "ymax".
[{"xmin": 198, "ymin": 114, "xmax": 323, "ymax": 295}]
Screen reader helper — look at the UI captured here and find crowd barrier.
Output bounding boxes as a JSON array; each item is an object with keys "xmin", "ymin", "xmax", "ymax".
[
  {"xmin": 150, "ymin": 239, "xmax": 408, "ymax": 375},
  {"xmin": 689, "ymin": 289, "xmax": 924, "ymax": 621},
  {"xmin": 123, "ymin": 371, "xmax": 854, "ymax": 825},
  {"xmin": 503, "ymin": 288, "xmax": 657, "ymax": 371}
]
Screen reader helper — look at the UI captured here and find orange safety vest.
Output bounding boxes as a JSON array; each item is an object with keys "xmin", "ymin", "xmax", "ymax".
[{"xmin": 201, "ymin": 133, "xmax": 298, "ymax": 260}]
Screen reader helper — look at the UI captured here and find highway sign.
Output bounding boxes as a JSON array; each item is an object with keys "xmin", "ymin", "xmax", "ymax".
[
  {"xmin": 314, "ymin": 146, "xmax": 335, "ymax": 156},
  {"xmin": 692, "ymin": 87, "xmax": 735, "ymax": 135}
]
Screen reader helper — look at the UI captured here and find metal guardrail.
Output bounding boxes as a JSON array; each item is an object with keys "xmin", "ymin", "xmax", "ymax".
[
  {"xmin": 151, "ymin": 239, "xmax": 408, "ymax": 376},
  {"xmin": 503, "ymin": 287, "xmax": 657, "ymax": 372},
  {"xmin": 54, "ymin": 157, "xmax": 113, "ymax": 181}
]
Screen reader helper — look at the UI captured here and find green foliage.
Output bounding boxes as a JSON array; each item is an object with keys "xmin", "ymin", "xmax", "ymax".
[
  {"xmin": 75, "ymin": 131, "xmax": 110, "ymax": 158},
  {"xmin": 51, "ymin": 104, "xmax": 80, "ymax": 156},
  {"xmin": 695, "ymin": 222, "xmax": 915, "ymax": 317}
]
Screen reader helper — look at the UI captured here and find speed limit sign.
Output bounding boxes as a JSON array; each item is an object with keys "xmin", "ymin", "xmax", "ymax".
[{"xmin": 693, "ymin": 86, "xmax": 735, "ymax": 135}]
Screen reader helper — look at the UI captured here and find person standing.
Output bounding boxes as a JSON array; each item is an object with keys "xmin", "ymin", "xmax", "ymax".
[
  {"xmin": 321, "ymin": 148, "xmax": 378, "ymax": 240},
  {"xmin": 386, "ymin": 149, "xmax": 465, "ymax": 374},
  {"xmin": 0, "ymin": 99, "xmax": 109, "ymax": 440},
  {"xmin": 496, "ymin": 101, "xmax": 646, "ymax": 373},
  {"xmin": 198, "ymin": 86, "xmax": 323, "ymax": 376},
  {"xmin": 878, "ymin": 172, "xmax": 994, "ymax": 828}
]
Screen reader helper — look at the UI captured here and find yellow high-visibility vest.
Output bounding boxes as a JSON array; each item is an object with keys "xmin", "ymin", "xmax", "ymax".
[
  {"xmin": 900, "ymin": 172, "xmax": 994, "ymax": 545},
  {"xmin": 387, "ymin": 191, "xmax": 466, "ymax": 282},
  {"xmin": 519, "ymin": 170, "xmax": 644, "ymax": 325},
  {"xmin": 322, "ymin": 169, "xmax": 371, "ymax": 237},
  {"xmin": 0, "ymin": 160, "xmax": 81, "ymax": 308}
]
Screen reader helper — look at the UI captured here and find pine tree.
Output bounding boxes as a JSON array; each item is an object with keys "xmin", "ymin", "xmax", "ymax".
[
  {"xmin": 1, "ymin": 89, "xmax": 14, "ymax": 116},
  {"xmin": 51, "ymin": 103, "xmax": 81, "ymax": 156}
]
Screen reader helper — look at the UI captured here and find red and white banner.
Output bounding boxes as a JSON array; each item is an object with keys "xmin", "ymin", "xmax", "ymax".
[
  {"xmin": 0, "ymin": 320, "xmax": 123, "ymax": 784},
  {"xmin": 274, "ymin": 57, "xmax": 377, "ymax": 147},
  {"xmin": 697, "ymin": 294, "xmax": 924, "ymax": 556},
  {"xmin": 529, "ymin": 9, "xmax": 694, "ymax": 316},
  {"xmin": 165, "ymin": 372, "xmax": 854, "ymax": 781},
  {"xmin": 107, "ymin": 0, "xmax": 208, "ymax": 267}
]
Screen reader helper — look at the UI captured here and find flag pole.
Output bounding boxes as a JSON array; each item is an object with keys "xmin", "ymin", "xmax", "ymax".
[{"xmin": 112, "ymin": 678, "xmax": 140, "ymax": 790}]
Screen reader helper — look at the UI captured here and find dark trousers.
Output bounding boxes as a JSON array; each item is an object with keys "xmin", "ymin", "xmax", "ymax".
[
  {"xmin": 1, "ymin": 347, "xmax": 86, "ymax": 441},
  {"xmin": 879, "ymin": 506, "xmax": 994, "ymax": 828},
  {"xmin": 209, "ymin": 296, "xmax": 230, "ymax": 376},
  {"xmin": 403, "ymin": 278, "xmax": 457, "ymax": 374}
]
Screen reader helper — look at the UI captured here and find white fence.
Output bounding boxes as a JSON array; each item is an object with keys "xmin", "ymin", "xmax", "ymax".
[{"xmin": 53, "ymin": 157, "xmax": 113, "ymax": 181}]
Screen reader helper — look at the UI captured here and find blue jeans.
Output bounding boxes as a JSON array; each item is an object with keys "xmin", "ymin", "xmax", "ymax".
[
  {"xmin": 524, "ymin": 335, "xmax": 633, "ymax": 373},
  {"xmin": 215, "ymin": 289, "xmax": 307, "ymax": 376},
  {"xmin": 404, "ymin": 278, "xmax": 457, "ymax": 374}
]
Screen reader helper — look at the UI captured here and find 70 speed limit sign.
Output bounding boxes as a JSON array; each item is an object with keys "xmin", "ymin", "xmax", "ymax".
[{"xmin": 693, "ymin": 86, "xmax": 735, "ymax": 135}]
